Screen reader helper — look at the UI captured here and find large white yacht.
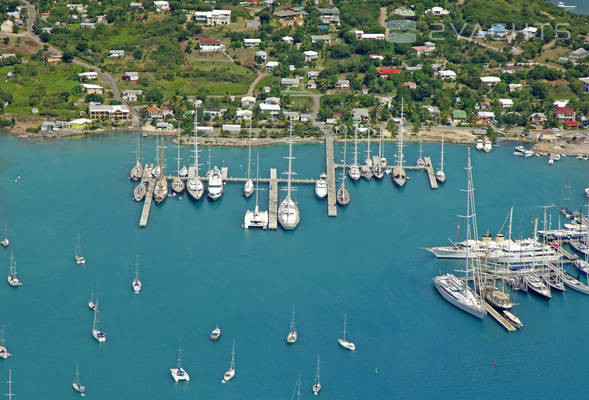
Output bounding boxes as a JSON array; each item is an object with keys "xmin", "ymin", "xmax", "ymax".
[
  {"xmin": 186, "ymin": 104, "xmax": 205, "ymax": 201},
  {"xmin": 433, "ymin": 274, "xmax": 487, "ymax": 319},
  {"xmin": 207, "ymin": 166, "xmax": 224, "ymax": 200},
  {"xmin": 314, "ymin": 173, "xmax": 327, "ymax": 199}
]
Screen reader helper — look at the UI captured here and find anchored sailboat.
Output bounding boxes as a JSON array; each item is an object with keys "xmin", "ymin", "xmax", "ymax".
[
  {"xmin": 361, "ymin": 128, "xmax": 373, "ymax": 180},
  {"xmin": 392, "ymin": 100, "xmax": 407, "ymax": 187},
  {"xmin": 243, "ymin": 153, "xmax": 268, "ymax": 229},
  {"xmin": 337, "ymin": 313, "xmax": 355, "ymax": 351},
  {"xmin": 348, "ymin": 128, "xmax": 361, "ymax": 181},
  {"xmin": 278, "ymin": 122, "xmax": 300, "ymax": 230},
  {"xmin": 170, "ymin": 342, "xmax": 190, "ymax": 382},
  {"xmin": 91, "ymin": 304, "xmax": 106, "ymax": 343},
  {"xmin": 373, "ymin": 128, "xmax": 385, "ymax": 180},
  {"xmin": 88, "ymin": 290, "xmax": 97, "ymax": 311},
  {"xmin": 74, "ymin": 230, "xmax": 86, "ymax": 265},
  {"xmin": 222, "ymin": 339, "xmax": 236, "ymax": 383},
  {"xmin": 312, "ymin": 355, "xmax": 321, "ymax": 395},
  {"xmin": 132, "ymin": 255, "xmax": 142, "ymax": 294},
  {"xmin": 72, "ymin": 361, "xmax": 86, "ymax": 394},
  {"xmin": 1, "ymin": 221, "xmax": 9, "ymax": 247},
  {"xmin": 0, "ymin": 326, "xmax": 11, "ymax": 359},
  {"xmin": 187, "ymin": 104, "xmax": 205, "ymax": 201},
  {"xmin": 171, "ymin": 133, "xmax": 185, "ymax": 195},
  {"xmin": 129, "ymin": 132, "xmax": 143, "ymax": 181},
  {"xmin": 7, "ymin": 250, "xmax": 21, "ymax": 287},
  {"xmin": 337, "ymin": 134, "xmax": 350, "ymax": 206},
  {"xmin": 243, "ymin": 120, "xmax": 254, "ymax": 198},
  {"xmin": 436, "ymin": 133, "xmax": 446, "ymax": 183},
  {"xmin": 286, "ymin": 304, "xmax": 297, "ymax": 344}
]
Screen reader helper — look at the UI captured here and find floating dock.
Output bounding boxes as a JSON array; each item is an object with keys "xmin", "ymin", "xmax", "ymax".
[
  {"xmin": 268, "ymin": 168, "xmax": 278, "ymax": 230},
  {"xmin": 325, "ymin": 135, "xmax": 337, "ymax": 217},
  {"xmin": 483, "ymin": 301, "xmax": 516, "ymax": 332},
  {"xmin": 424, "ymin": 157, "xmax": 438, "ymax": 189},
  {"xmin": 139, "ymin": 179, "xmax": 155, "ymax": 228}
]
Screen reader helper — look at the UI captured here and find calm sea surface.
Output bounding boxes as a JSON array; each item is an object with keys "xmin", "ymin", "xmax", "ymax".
[{"xmin": 0, "ymin": 132, "xmax": 588, "ymax": 399}]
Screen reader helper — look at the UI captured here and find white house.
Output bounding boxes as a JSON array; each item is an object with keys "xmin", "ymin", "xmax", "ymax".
[
  {"xmin": 438, "ymin": 70, "xmax": 456, "ymax": 80},
  {"xmin": 352, "ymin": 30, "xmax": 385, "ymax": 40},
  {"xmin": 236, "ymin": 109, "xmax": 253, "ymax": 120},
  {"xmin": 153, "ymin": 1, "xmax": 170, "ymax": 11},
  {"xmin": 243, "ymin": 38, "xmax": 262, "ymax": 47},
  {"xmin": 498, "ymin": 98, "xmax": 513, "ymax": 108},
  {"xmin": 78, "ymin": 71, "xmax": 98, "ymax": 80},
  {"xmin": 109, "ymin": 50, "xmax": 125, "ymax": 58},
  {"xmin": 193, "ymin": 10, "xmax": 231, "ymax": 25},
  {"xmin": 259, "ymin": 103, "xmax": 281, "ymax": 116},
  {"xmin": 304, "ymin": 50, "xmax": 318, "ymax": 62},
  {"xmin": 508, "ymin": 83, "xmax": 523, "ymax": 92},
  {"xmin": 282, "ymin": 36, "xmax": 294, "ymax": 45},
  {"xmin": 281, "ymin": 78, "xmax": 300, "ymax": 88},
  {"xmin": 311, "ymin": 35, "xmax": 332, "ymax": 45},
  {"xmin": 317, "ymin": 7, "xmax": 340, "ymax": 24},
  {"xmin": 122, "ymin": 89, "xmax": 143, "ymax": 102},
  {"xmin": 265, "ymin": 61, "xmax": 279, "ymax": 71},
  {"xmin": 265, "ymin": 97, "xmax": 280, "ymax": 105},
  {"xmin": 307, "ymin": 71, "xmax": 320, "ymax": 79},
  {"xmin": 198, "ymin": 38, "xmax": 225, "ymax": 52},
  {"xmin": 480, "ymin": 76, "xmax": 501, "ymax": 86},
  {"xmin": 240, "ymin": 96, "xmax": 256, "ymax": 109},
  {"xmin": 521, "ymin": 27, "xmax": 538, "ymax": 37},
  {"xmin": 81, "ymin": 84, "xmax": 104, "ymax": 95},
  {"xmin": 425, "ymin": 6, "xmax": 449, "ymax": 15}
]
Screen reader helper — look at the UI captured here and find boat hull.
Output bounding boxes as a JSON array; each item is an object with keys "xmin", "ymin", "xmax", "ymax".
[{"xmin": 433, "ymin": 277, "xmax": 486, "ymax": 319}]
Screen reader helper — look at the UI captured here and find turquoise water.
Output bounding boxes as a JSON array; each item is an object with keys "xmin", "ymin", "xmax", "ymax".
[{"xmin": 0, "ymin": 132, "xmax": 588, "ymax": 399}]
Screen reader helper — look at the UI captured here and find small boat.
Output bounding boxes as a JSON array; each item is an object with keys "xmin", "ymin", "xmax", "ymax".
[
  {"xmin": 243, "ymin": 121, "xmax": 254, "ymax": 198},
  {"xmin": 525, "ymin": 274, "xmax": 551, "ymax": 300},
  {"xmin": 133, "ymin": 182, "xmax": 146, "ymax": 202},
  {"xmin": 170, "ymin": 343, "xmax": 190, "ymax": 382},
  {"xmin": 523, "ymin": 150, "xmax": 534, "ymax": 158},
  {"xmin": 286, "ymin": 305, "xmax": 297, "ymax": 344},
  {"xmin": 548, "ymin": 272, "xmax": 566, "ymax": 292},
  {"xmin": 154, "ymin": 176, "xmax": 168, "ymax": 204},
  {"xmin": 314, "ymin": 173, "xmax": 327, "ymax": 199},
  {"xmin": 209, "ymin": 323, "xmax": 221, "ymax": 341},
  {"xmin": 483, "ymin": 138, "xmax": 492, "ymax": 153},
  {"xmin": 72, "ymin": 362, "xmax": 86, "ymax": 394},
  {"xmin": 243, "ymin": 155, "xmax": 268, "ymax": 229},
  {"xmin": 222, "ymin": 340, "xmax": 236, "ymax": 383},
  {"xmin": 91, "ymin": 306, "xmax": 106, "ymax": 343},
  {"xmin": 88, "ymin": 290, "xmax": 97, "ymax": 311},
  {"xmin": 207, "ymin": 166, "xmax": 224, "ymax": 201},
  {"xmin": 179, "ymin": 165, "xmax": 188, "ymax": 178},
  {"xmin": 557, "ymin": 1, "xmax": 576, "ymax": 9},
  {"xmin": 548, "ymin": 158, "xmax": 554, "ymax": 165},
  {"xmin": 312, "ymin": 355, "xmax": 321, "ymax": 396},
  {"xmin": 74, "ymin": 231, "xmax": 86, "ymax": 265},
  {"xmin": 129, "ymin": 160, "xmax": 143, "ymax": 182},
  {"xmin": 132, "ymin": 256, "xmax": 142, "ymax": 294},
  {"xmin": 502, "ymin": 310, "xmax": 523, "ymax": 328},
  {"xmin": 0, "ymin": 325, "xmax": 11, "ymax": 359},
  {"xmin": 514, "ymin": 145, "xmax": 526, "ymax": 152},
  {"xmin": 513, "ymin": 151, "xmax": 524, "ymax": 157},
  {"xmin": 337, "ymin": 313, "xmax": 356, "ymax": 351},
  {"xmin": 7, "ymin": 251, "xmax": 22, "ymax": 287},
  {"xmin": 585, "ymin": 187, "xmax": 589, "ymax": 198},
  {"xmin": 475, "ymin": 139, "xmax": 484, "ymax": 151}
]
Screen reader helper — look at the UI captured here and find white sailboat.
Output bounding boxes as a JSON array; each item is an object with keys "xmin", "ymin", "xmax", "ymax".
[
  {"xmin": 312, "ymin": 355, "xmax": 321, "ymax": 395},
  {"xmin": 171, "ymin": 134, "xmax": 185, "ymax": 195},
  {"xmin": 206, "ymin": 147, "xmax": 224, "ymax": 201},
  {"xmin": 286, "ymin": 304, "xmax": 297, "ymax": 344},
  {"xmin": 243, "ymin": 120, "xmax": 254, "ymax": 198},
  {"xmin": 91, "ymin": 305, "xmax": 106, "ymax": 343},
  {"xmin": 153, "ymin": 137, "xmax": 168, "ymax": 204},
  {"xmin": 278, "ymin": 122, "xmax": 300, "ymax": 230},
  {"xmin": 361, "ymin": 128, "xmax": 373, "ymax": 180},
  {"xmin": 337, "ymin": 135, "xmax": 350, "ymax": 206},
  {"xmin": 74, "ymin": 230, "xmax": 86, "ymax": 265},
  {"xmin": 392, "ymin": 100, "xmax": 407, "ymax": 187},
  {"xmin": 436, "ymin": 133, "xmax": 446, "ymax": 183},
  {"xmin": 0, "ymin": 326, "xmax": 11, "ymax": 359},
  {"xmin": 170, "ymin": 343, "xmax": 190, "ymax": 382},
  {"xmin": 483, "ymin": 137, "xmax": 492, "ymax": 153},
  {"xmin": 132, "ymin": 255, "xmax": 142, "ymax": 294},
  {"xmin": 1, "ymin": 221, "xmax": 9, "ymax": 247},
  {"xmin": 72, "ymin": 361, "xmax": 86, "ymax": 394},
  {"xmin": 130, "ymin": 132, "xmax": 143, "ymax": 181},
  {"xmin": 187, "ymin": 104, "xmax": 205, "ymax": 201},
  {"xmin": 153, "ymin": 135, "xmax": 161, "ymax": 178},
  {"xmin": 222, "ymin": 339, "xmax": 236, "ymax": 383},
  {"xmin": 243, "ymin": 153, "xmax": 268, "ymax": 229},
  {"xmin": 7, "ymin": 250, "xmax": 21, "ymax": 287},
  {"xmin": 337, "ymin": 313, "xmax": 356, "ymax": 351},
  {"xmin": 373, "ymin": 128, "xmax": 385, "ymax": 180},
  {"xmin": 416, "ymin": 129, "xmax": 425, "ymax": 168},
  {"xmin": 348, "ymin": 128, "xmax": 361, "ymax": 181},
  {"xmin": 88, "ymin": 289, "xmax": 97, "ymax": 311}
]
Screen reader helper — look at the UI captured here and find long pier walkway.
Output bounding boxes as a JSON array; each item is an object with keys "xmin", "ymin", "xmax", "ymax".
[
  {"xmin": 325, "ymin": 134, "xmax": 337, "ymax": 217},
  {"xmin": 268, "ymin": 168, "xmax": 278, "ymax": 230},
  {"xmin": 483, "ymin": 301, "xmax": 516, "ymax": 332},
  {"xmin": 139, "ymin": 179, "xmax": 155, "ymax": 228},
  {"xmin": 424, "ymin": 157, "xmax": 438, "ymax": 189}
]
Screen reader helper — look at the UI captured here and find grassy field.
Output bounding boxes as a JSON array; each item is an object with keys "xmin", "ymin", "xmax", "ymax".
[{"xmin": 0, "ymin": 37, "xmax": 42, "ymax": 57}]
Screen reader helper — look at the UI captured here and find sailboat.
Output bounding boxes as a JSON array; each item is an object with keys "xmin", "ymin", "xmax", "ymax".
[
  {"xmin": 5, "ymin": 369, "xmax": 14, "ymax": 400},
  {"xmin": 74, "ymin": 230, "xmax": 86, "ymax": 265},
  {"xmin": 348, "ymin": 128, "xmax": 361, "ymax": 181},
  {"xmin": 243, "ymin": 153, "xmax": 268, "ymax": 229},
  {"xmin": 170, "ymin": 343, "xmax": 190, "ymax": 382},
  {"xmin": 206, "ymin": 147, "xmax": 224, "ymax": 201},
  {"xmin": 129, "ymin": 132, "xmax": 143, "ymax": 181},
  {"xmin": 132, "ymin": 255, "xmax": 142, "ymax": 294},
  {"xmin": 209, "ymin": 322, "xmax": 221, "ymax": 341},
  {"xmin": 88, "ymin": 289, "xmax": 97, "ymax": 311},
  {"xmin": 278, "ymin": 122, "xmax": 300, "ymax": 230},
  {"xmin": 133, "ymin": 181, "xmax": 146, "ymax": 202},
  {"xmin": 337, "ymin": 313, "xmax": 355, "ymax": 351},
  {"xmin": 186, "ymin": 104, "xmax": 205, "ymax": 201},
  {"xmin": 392, "ymin": 100, "xmax": 407, "ymax": 187},
  {"xmin": 171, "ymin": 134, "xmax": 185, "ymax": 195},
  {"xmin": 312, "ymin": 355, "xmax": 321, "ymax": 395},
  {"xmin": 153, "ymin": 135, "xmax": 161, "ymax": 178},
  {"xmin": 416, "ymin": 129, "xmax": 425, "ymax": 168},
  {"xmin": 1, "ymin": 222, "xmax": 9, "ymax": 247},
  {"xmin": 7, "ymin": 251, "xmax": 22, "ymax": 287},
  {"xmin": 361, "ymin": 128, "xmax": 373, "ymax": 180},
  {"xmin": 432, "ymin": 149, "xmax": 487, "ymax": 319},
  {"xmin": 243, "ymin": 120, "xmax": 254, "ymax": 198},
  {"xmin": 436, "ymin": 133, "xmax": 446, "ymax": 183},
  {"xmin": 222, "ymin": 339, "xmax": 236, "ymax": 383},
  {"xmin": 286, "ymin": 304, "xmax": 297, "ymax": 344},
  {"xmin": 91, "ymin": 305, "xmax": 106, "ymax": 343},
  {"xmin": 153, "ymin": 136, "xmax": 168, "ymax": 204},
  {"xmin": 0, "ymin": 326, "xmax": 11, "ymax": 359},
  {"xmin": 373, "ymin": 128, "xmax": 385, "ymax": 180},
  {"xmin": 337, "ymin": 135, "xmax": 350, "ymax": 206},
  {"xmin": 72, "ymin": 361, "xmax": 86, "ymax": 394}
]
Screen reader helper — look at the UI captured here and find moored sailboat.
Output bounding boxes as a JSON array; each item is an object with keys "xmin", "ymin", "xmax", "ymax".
[
  {"xmin": 278, "ymin": 122, "xmax": 300, "ymax": 230},
  {"xmin": 133, "ymin": 181, "xmax": 146, "ymax": 202},
  {"xmin": 170, "ymin": 343, "xmax": 190, "ymax": 382},
  {"xmin": 337, "ymin": 134, "xmax": 350, "ymax": 206},
  {"xmin": 243, "ymin": 153, "xmax": 268, "ymax": 229},
  {"xmin": 7, "ymin": 251, "xmax": 21, "ymax": 287},
  {"xmin": 186, "ymin": 104, "xmax": 205, "ymax": 201},
  {"xmin": 129, "ymin": 132, "xmax": 143, "ymax": 181},
  {"xmin": 373, "ymin": 128, "xmax": 385, "ymax": 180},
  {"xmin": 286, "ymin": 305, "xmax": 297, "ymax": 344},
  {"xmin": 436, "ymin": 133, "xmax": 446, "ymax": 183},
  {"xmin": 91, "ymin": 305, "xmax": 106, "ymax": 343},
  {"xmin": 337, "ymin": 313, "xmax": 355, "ymax": 351},
  {"xmin": 243, "ymin": 120, "xmax": 254, "ymax": 198},
  {"xmin": 312, "ymin": 355, "xmax": 321, "ymax": 395},
  {"xmin": 361, "ymin": 128, "xmax": 373, "ymax": 180},
  {"xmin": 171, "ymin": 134, "xmax": 185, "ymax": 195},
  {"xmin": 222, "ymin": 339, "xmax": 236, "ymax": 383},
  {"xmin": 153, "ymin": 137, "xmax": 168, "ymax": 204},
  {"xmin": 392, "ymin": 100, "xmax": 407, "ymax": 187},
  {"xmin": 348, "ymin": 128, "xmax": 361, "ymax": 181},
  {"xmin": 72, "ymin": 361, "xmax": 86, "ymax": 394}
]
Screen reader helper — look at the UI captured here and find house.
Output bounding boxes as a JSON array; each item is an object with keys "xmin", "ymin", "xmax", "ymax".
[
  {"xmin": 78, "ymin": 71, "xmax": 98, "ymax": 80},
  {"xmin": 122, "ymin": 72, "xmax": 139, "ymax": 82},
  {"xmin": 425, "ymin": 6, "xmax": 449, "ymax": 15},
  {"xmin": 306, "ymin": 80, "xmax": 316, "ymax": 89},
  {"xmin": 568, "ymin": 48, "xmax": 589, "ymax": 60},
  {"xmin": 498, "ymin": 98, "xmax": 513, "ymax": 108},
  {"xmin": 240, "ymin": 96, "xmax": 256, "ymax": 109},
  {"xmin": 403, "ymin": 81, "xmax": 417, "ymax": 90},
  {"xmin": 236, "ymin": 109, "xmax": 253, "ymax": 120},
  {"xmin": 96, "ymin": 15, "xmax": 107, "ymax": 23},
  {"xmin": 222, "ymin": 124, "xmax": 241, "ymax": 133},
  {"xmin": 377, "ymin": 68, "xmax": 400, "ymax": 79},
  {"xmin": 452, "ymin": 110, "xmax": 467, "ymax": 124},
  {"xmin": 564, "ymin": 120, "xmax": 579, "ymax": 129},
  {"xmin": 146, "ymin": 106, "xmax": 163, "ymax": 119},
  {"xmin": 265, "ymin": 61, "xmax": 279, "ymax": 71},
  {"xmin": 88, "ymin": 104, "xmax": 130, "ymax": 120},
  {"xmin": 438, "ymin": 70, "xmax": 456, "ymax": 80},
  {"xmin": 203, "ymin": 109, "xmax": 226, "ymax": 119},
  {"xmin": 300, "ymin": 113, "xmax": 311, "ymax": 122},
  {"xmin": 273, "ymin": 9, "xmax": 308, "ymax": 26},
  {"xmin": 255, "ymin": 51, "xmax": 267, "ymax": 62},
  {"xmin": 284, "ymin": 111, "xmax": 300, "ymax": 121},
  {"xmin": 411, "ymin": 46, "xmax": 434, "ymax": 56},
  {"xmin": 499, "ymin": 66, "xmax": 519, "ymax": 74},
  {"xmin": 480, "ymin": 76, "xmax": 501, "ymax": 86},
  {"xmin": 304, "ymin": 51, "xmax": 318, "ymax": 62},
  {"xmin": 265, "ymin": 97, "xmax": 280, "ymax": 105},
  {"xmin": 282, "ymin": 36, "xmax": 294, "ymax": 45},
  {"xmin": 156, "ymin": 122, "xmax": 173, "ymax": 130},
  {"xmin": 529, "ymin": 112, "xmax": 546, "ymax": 125},
  {"xmin": 393, "ymin": 7, "xmax": 415, "ymax": 17},
  {"xmin": 476, "ymin": 111, "xmax": 496, "ymax": 125},
  {"xmin": 353, "ymin": 31, "xmax": 385, "ymax": 40},
  {"xmin": 478, "ymin": 101, "xmax": 491, "ymax": 110},
  {"xmin": 311, "ymin": 35, "xmax": 332, "ymax": 45},
  {"xmin": 81, "ymin": 84, "xmax": 104, "ymax": 95},
  {"xmin": 243, "ymin": 38, "xmax": 262, "ymax": 47},
  {"xmin": 335, "ymin": 79, "xmax": 349, "ymax": 89},
  {"xmin": 351, "ymin": 108, "xmax": 370, "ymax": 123},
  {"xmin": 66, "ymin": 3, "xmax": 85, "ymax": 11},
  {"xmin": 193, "ymin": 10, "xmax": 231, "ymax": 25},
  {"xmin": 486, "ymin": 23, "xmax": 508, "ymax": 38},
  {"xmin": 46, "ymin": 54, "xmax": 62, "ymax": 65},
  {"xmin": 41, "ymin": 27, "xmax": 52, "ymax": 33},
  {"xmin": 554, "ymin": 107, "xmax": 575, "ymax": 122},
  {"xmin": 318, "ymin": 8, "xmax": 340, "ymax": 24},
  {"xmin": 508, "ymin": 83, "xmax": 523, "ymax": 92},
  {"xmin": 40, "ymin": 120, "xmax": 67, "ymax": 132},
  {"xmin": 521, "ymin": 27, "xmax": 538, "ymax": 37},
  {"xmin": 122, "ymin": 90, "xmax": 142, "ymax": 102},
  {"xmin": 66, "ymin": 118, "xmax": 93, "ymax": 129},
  {"xmin": 281, "ymin": 78, "xmax": 300, "ymax": 88},
  {"xmin": 198, "ymin": 38, "xmax": 225, "ymax": 52},
  {"xmin": 153, "ymin": 1, "xmax": 170, "ymax": 12},
  {"xmin": 130, "ymin": 2, "xmax": 143, "ymax": 8},
  {"xmin": 259, "ymin": 103, "xmax": 281, "ymax": 116},
  {"xmin": 422, "ymin": 105, "xmax": 440, "ymax": 120},
  {"xmin": 369, "ymin": 54, "xmax": 384, "ymax": 61},
  {"xmin": 80, "ymin": 22, "xmax": 95, "ymax": 29},
  {"xmin": 109, "ymin": 50, "xmax": 125, "ymax": 58}
]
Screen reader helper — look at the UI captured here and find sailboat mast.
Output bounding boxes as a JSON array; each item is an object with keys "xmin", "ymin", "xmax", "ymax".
[
  {"xmin": 194, "ymin": 103, "xmax": 199, "ymax": 176},
  {"xmin": 159, "ymin": 136, "xmax": 165, "ymax": 175},
  {"xmin": 342, "ymin": 135, "xmax": 347, "ymax": 183},
  {"xmin": 176, "ymin": 135, "xmax": 181, "ymax": 177},
  {"xmin": 418, "ymin": 129, "xmax": 423, "ymax": 160},
  {"xmin": 378, "ymin": 128, "xmax": 383, "ymax": 159},
  {"xmin": 255, "ymin": 153, "xmax": 260, "ymax": 208},
  {"xmin": 6, "ymin": 369, "xmax": 13, "ymax": 400},
  {"xmin": 287, "ymin": 121, "xmax": 293, "ymax": 196},
  {"xmin": 508, "ymin": 207, "xmax": 513, "ymax": 242},
  {"xmin": 343, "ymin": 313, "xmax": 347, "ymax": 341},
  {"xmin": 398, "ymin": 99, "xmax": 404, "ymax": 169},
  {"xmin": 440, "ymin": 133, "xmax": 444, "ymax": 172},
  {"xmin": 230, "ymin": 339, "xmax": 235, "ymax": 370},
  {"xmin": 316, "ymin": 355, "xmax": 320, "ymax": 381},
  {"xmin": 353, "ymin": 127, "xmax": 358, "ymax": 165},
  {"xmin": 247, "ymin": 119, "xmax": 252, "ymax": 180},
  {"xmin": 366, "ymin": 128, "xmax": 371, "ymax": 159}
]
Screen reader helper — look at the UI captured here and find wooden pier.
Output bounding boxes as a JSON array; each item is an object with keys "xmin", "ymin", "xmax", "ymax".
[
  {"xmin": 268, "ymin": 168, "xmax": 278, "ymax": 230},
  {"xmin": 424, "ymin": 157, "xmax": 438, "ymax": 189},
  {"xmin": 483, "ymin": 301, "xmax": 516, "ymax": 332},
  {"xmin": 139, "ymin": 179, "xmax": 155, "ymax": 228},
  {"xmin": 555, "ymin": 244, "xmax": 578, "ymax": 261},
  {"xmin": 325, "ymin": 134, "xmax": 337, "ymax": 217}
]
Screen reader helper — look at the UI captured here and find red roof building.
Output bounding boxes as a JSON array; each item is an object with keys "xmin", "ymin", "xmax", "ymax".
[
  {"xmin": 377, "ymin": 68, "xmax": 400, "ymax": 78},
  {"xmin": 564, "ymin": 120, "xmax": 579, "ymax": 128},
  {"xmin": 554, "ymin": 107, "xmax": 575, "ymax": 121}
]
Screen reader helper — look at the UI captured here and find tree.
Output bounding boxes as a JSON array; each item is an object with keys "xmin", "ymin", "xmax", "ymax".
[{"xmin": 145, "ymin": 87, "xmax": 163, "ymax": 103}]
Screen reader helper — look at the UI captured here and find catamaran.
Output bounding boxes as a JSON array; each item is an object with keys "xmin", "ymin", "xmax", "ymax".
[
  {"xmin": 7, "ymin": 251, "xmax": 21, "ymax": 287},
  {"xmin": 243, "ymin": 153, "xmax": 268, "ymax": 229},
  {"xmin": 186, "ymin": 104, "xmax": 205, "ymax": 201},
  {"xmin": 170, "ymin": 343, "xmax": 190, "ymax": 382},
  {"xmin": 433, "ymin": 149, "xmax": 487, "ymax": 320},
  {"xmin": 348, "ymin": 128, "xmax": 361, "ymax": 181},
  {"xmin": 91, "ymin": 306, "xmax": 106, "ymax": 343},
  {"xmin": 153, "ymin": 137, "xmax": 168, "ymax": 204},
  {"xmin": 132, "ymin": 255, "xmax": 142, "ymax": 294},
  {"xmin": 337, "ymin": 134, "xmax": 350, "ymax": 206},
  {"xmin": 0, "ymin": 326, "xmax": 11, "ymax": 359},
  {"xmin": 337, "ymin": 313, "xmax": 356, "ymax": 351},
  {"xmin": 312, "ymin": 355, "xmax": 321, "ymax": 395},
  {"xmin": 286, "ymin": 305, "xmax": 297, "ymax": 344},
  {"xmin": 171, "ymin": 134, "xmax": 185, "ymax": 195},
  {"xmin": 315, "ymin": 173, "xmax": 327, "ymax": 199},
  {"xmin": 243, "ymin": 120, "xmax": 254, "ymax": 198},
  {"xmin": 74, "ymin": 231, "xmax": 86, "ymax": 265},
  {"xmin": 222, "ymin": 340, "xmax": 236, "ymax": 383},
  {"xmin": 436, "ymin": 133, "xmax": 446, "ymax": 183},
  {"xmin": 278, "ymin": 122, "xmax": 300, "ymax": 230},
  {"xmin": 361, "ymin": 128, "xmax": 373, "ymax": 179},
  {"xmin": 72, "ymin": 361, "xmax": 86, "ymax": 394},
  {"xmin": 392, "ymin": 100, "xmax": 407, "ymax": 187}
]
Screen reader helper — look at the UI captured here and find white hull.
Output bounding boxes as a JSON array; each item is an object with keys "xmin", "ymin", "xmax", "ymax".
[
  {"xmin": 433, "ymin": 275, "xmax": 486, "ymax": 319},
  {"xmin": 132, "ymin": 279, "xmax": 142, "ymax": 294},
  {"xmin": 243, "ymin": 179, "xmax": 254, "ymax": 198},
  {"xmin": 92, "ymin": 329, "xmax": 106, "ymax": 343},
  {"xmin": 315, "ymin": 179, "xmax": 327, "ymax": 199},
  {"xmin": 207, "ymin": 168, "xmax": 224, "ymax": 200},
  {"xmin": 392, "ymin": 166, "xmax": 406, "ymax": 187},
  {"xmin": 278, "ymin": 196, "xmax": 299, "ymax": 230},
  {"xmin": 243, "ymin": 209, "xmax": 269, "ymax": 229},
  {"xmin": 348, "ymin": 166, "xmax": 361, "ymax": 181},
  {"xmin": 338, "ymin": 339, "xmax": 355, "ymax": 351},
  {"xmin": 170, "ymin": 368, "xmax": 190, "ymax": 382},
  {"xmin": 186, "ymin": 177, "xmax": 204, "ymax": 200},
  {"xmin": 222, "ymin": 368, "xmax": 235, "ymax": 383}
]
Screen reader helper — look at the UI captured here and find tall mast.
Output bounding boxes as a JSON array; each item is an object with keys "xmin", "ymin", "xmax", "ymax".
[
  {"xmin": 155, "ymin": 134, "xmax": 159, "ymax": 167},
  {"xmin": 255, "ymin": 153, "xmax": 260, "ymax": 209},
  {"xmin": 316, "ymin": 356, "xmax": 320, "ymax": 381},
  {"xmin": 378, "ymin": 127, "xmax": 383, "ymax": 159},
  {"xmin": 342, "ymin": 134, "xmax": 347, "ymax": 185},
  {"xmin": 159, "ymin": 136, "xmax": 165, "ymax": 176},
  {"xmin": 136, "ymin": 131, "xmax": 141, "ymax": 163},
  {"xmin": 342, "ymin": 313, "xmax": 347, "ymax": 341},
  {"xmin": 366, "ymin": 128, "xmax": 371, "ymax": 160},
  {"xmin": 176, "ymin": 133, "xmax": 181, "ymax": 177},
  {"xmin": 508, "ymin": 207, "xmax": 513, "ymax": 242},
  {"xmin": 194, "ymin": 103, "xmax": 200, "ymax": 176},
  {"xmin": 286, "ymin": 121, "xmax": 293, "ymax": 197},
  {"xmin": 230, "ymin": 340, "xmax": 235, "ymax": 370},
  {"xmin": 397, "ymin": 99, "xmax": 404, "ymax": 168},
  {"xmin": 353, "ymin": 127, "xmax": 358, "ymax": 165},
  {"xmin": 177, "ymin": 342, "xmax": 182, "ymax": 368},
  {"xmin": 418, "ymin": 129, "xmax": 423, "ymax": 160},
  {"xmin": 6, "ymin": 369, "xmax": 13, "ymax": 400},
  {"xmin": 440, "ymin": 132, "xmax": 444, "ymax": 172},
  {"xmin": 290, "ymin": 304, "xmax": 295, "ymax": 330},
  {"xmin": 247, "ymin": 119, "xmax": 252, "ymax": 180}
]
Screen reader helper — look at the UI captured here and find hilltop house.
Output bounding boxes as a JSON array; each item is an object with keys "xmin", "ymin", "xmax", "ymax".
[
  {"xmin": 311, "ymin": 35, "xmax": 332, "ymax": 45},
  {"xmin": 81, "ymin": 84, "xmax": 104, "ymax": 95},
  {"xmin": 304, "ymin": 51, "xmax": 318, "ymax": 62},
  {"xmin": 193, "ymin": 10, "xmax": 231, "ymax": 25},
  {"xmin": 480, "ymin": 76, "xmax": 501, "ymax": 86},
  {"xmin": 352, "ymin": 31, "xmax": 385, "ymax": 40},
  {"xmin": 438, "ymin": 70, "xmax": 456, "ymax": 80},
  {"xmin": 199, "ymin": 38, "xmax": 225, "ymax": 52},
  {"xmin": 265, "ymin": 61, "xmax": 279, "ymax": 71},
  {"xmin": 273, "ymin": 9, "xmax": 308, "ymax": 26},
  {"xmin": 425, "ymin": 6, "xmax": 449, "ymax": 15},
  {"xmin": 377, "ymin": 68, "xmax": 400, "ymax": 79},
  {"xmin": 281, "ymin": 78, "xmax": 300, "ymax": 88},
  {"xmin": 476, "ymin": 111, "xmax": 496, "ymax": 125},
  {"xmin": 259, "ymin": 103, "xmax": 281, "ymax": 116},
  {"xmin": 240, "ymin": 96, "xmax": 256, "ymax": 109},
  {"xmin": 153, "ymin": 1, "xmax": 170, "ymax": 12},
  {"xmin": 122, "ymin": 72, "xmax": 139, "ymax": 82},
  {"xmin": 508, "ymin": 83, "xmax": 523, "ymax": 92},
  {"xmin": 498, "ymin": 98, "xmax": 513, "ymax": 108},
  {"xmin": 122, "ymin": 90, "xmax": 143, "ymax": 102},
  {"xmin": 554, "ymin": 107, "xmax": 575, "ymax": 122},
  {"xmin": 78, "ymin": 71, "xmax": 98, "ymax": 80},
  {"xmin": 529, "ymin": 112, "xmax": 546, "ymax": 125},
  {"xmin": 109, "ymin": 50, "xmax": 125, "ymax": 58},
  {"xmin": 568, "ymin": 48, "xmax": 589, "ymax": 61},
  {"xmin": 243, "ymin": 38, "xmax": 261, "ymax": 47},
  {"xmin": 351, "ymin": 108, "xmax": 370, "ymax": 123},
  {"xmin": 335, "ymin": 80, "xmax": 349, "ymax": 89},
  {"xmin": 318, "ymin": 8, "xmax": 340, "ymax": 24}
]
